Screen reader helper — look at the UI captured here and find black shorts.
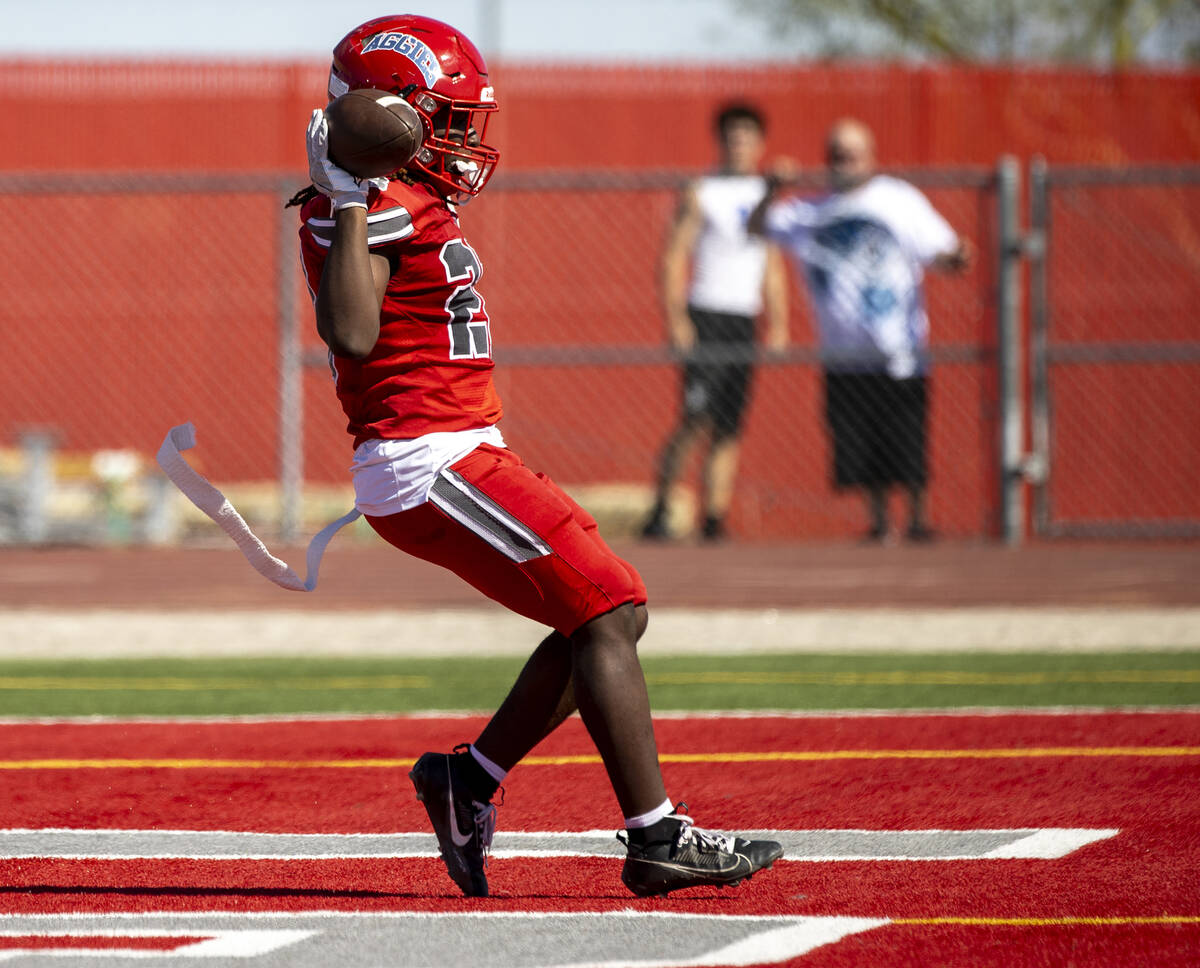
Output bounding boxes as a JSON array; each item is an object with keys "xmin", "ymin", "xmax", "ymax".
[
  {"xmin": 681, "ymin": 307, "xmax": 756, "ymax": 437},
  {"xmin": 824, "ymin": 371, "xmax": 929, "ymax": 488}
]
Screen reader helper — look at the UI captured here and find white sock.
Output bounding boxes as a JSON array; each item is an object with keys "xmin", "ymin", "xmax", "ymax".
[
  {"xmin": 623, "ymin": 798, "xmax": 674, "ymax": 829},
  {"xmin": 469, "ymin": 744, "xmax": 508, "ymax": 784}
]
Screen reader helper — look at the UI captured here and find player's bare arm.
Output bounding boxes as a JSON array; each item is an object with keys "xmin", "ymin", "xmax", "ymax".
[
  {"xmin": 660, "ymin": 183, "xmax": 702, "ymax": 352},
  {"xmin": 306, "ymin": 106, "xmax": 394, "ymax": 358},
  {"xmin": 314, "ymin": 212, "xmax": 393, "ymax": 358}
]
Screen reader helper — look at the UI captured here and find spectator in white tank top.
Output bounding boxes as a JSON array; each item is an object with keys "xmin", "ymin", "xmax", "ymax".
[{"xmin": 641, "ymin": 102, "xmax": 789, "ymax": 542}]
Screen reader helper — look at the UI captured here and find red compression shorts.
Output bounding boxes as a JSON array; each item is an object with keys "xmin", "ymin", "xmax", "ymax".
[{"xmin": 365, "ymin": 443, "xmax": 647, "ymax": 637}]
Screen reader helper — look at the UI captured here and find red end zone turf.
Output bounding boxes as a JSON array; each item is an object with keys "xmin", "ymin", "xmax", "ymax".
[{"xmin": 1, "ymin": 711, "xmax": 1198, "ymax": 966}]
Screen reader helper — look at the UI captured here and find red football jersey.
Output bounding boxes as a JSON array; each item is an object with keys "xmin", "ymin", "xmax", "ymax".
[{"xmin": 299, "ymin": 179, "xmax": 503, "ymax": 448}]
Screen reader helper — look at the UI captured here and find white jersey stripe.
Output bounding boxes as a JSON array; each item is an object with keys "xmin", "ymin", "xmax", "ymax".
[
  {"xmin": 306, "ymin": 206, "xmax": 415, "ymax": 248},
  {"xmin": 428, "ymin": 468, "xmax": 551, "ymax": 563}
]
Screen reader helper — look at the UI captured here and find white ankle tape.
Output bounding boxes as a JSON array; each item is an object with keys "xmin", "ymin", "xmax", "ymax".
[
  {"xmin": 156, "ymin": 422, "xmax": 360, "ymax": 592},
  {"xmin": 469, "ymin": 744, "xmax": 508, "ymax": 784},
  {"xmin": 623, "ymin": 798, "xmax": 674, "ymax": 829}
]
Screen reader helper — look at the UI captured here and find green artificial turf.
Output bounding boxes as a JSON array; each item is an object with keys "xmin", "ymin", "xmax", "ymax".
[{"xmin": 1, "ymin": 650, "xmax": 1198, "ymax": 717}]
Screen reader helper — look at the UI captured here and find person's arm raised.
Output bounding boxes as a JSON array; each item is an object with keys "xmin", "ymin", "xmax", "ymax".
[{"xmin": 306, "ymin": 108, "xmax": 394, "ymax": 358}]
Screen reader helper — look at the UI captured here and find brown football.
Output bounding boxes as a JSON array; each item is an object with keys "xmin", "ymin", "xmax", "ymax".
[{"xmin": 325, "ymin": 88, "xmax": 424, "ymax": 179}]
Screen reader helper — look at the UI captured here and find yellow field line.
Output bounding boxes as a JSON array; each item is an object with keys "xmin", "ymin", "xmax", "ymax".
[
  {"xmin": 0, "ymin": 676, "xmax": 431, "ymax": 691},
  {"xmin": 893, "ymin": 916, "xmax": 1200, "ymax": 927},
  {"xmin": 654, "ymin": 747, "xmax": 1200, "ymax": 762},
  {"xmin": 3, "ymin": 746, "xmax": 1199, "ymax": 770}
]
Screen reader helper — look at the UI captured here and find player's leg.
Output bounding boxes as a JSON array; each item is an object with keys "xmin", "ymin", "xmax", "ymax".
[
  {"xmin": 473, "ymin": 482, "xmax": 653, "ymax": 772},
  {"xmin": 566, "ymin": 600, "xmax": 783, "ymax": 897},
  {"xmin": 474, "ymin": 630, "xmax": 572, "ymax": 769},
  {"xmin": 470, "ymin": 593, "xmax": 781, "ymax": 899},
  {"xmin": 504, "ymin": 462, "xmax": 782, "ymax": 894},
  {"xmin": 417, "ymin": 449, "xmax": 651, "ymax": 773},
  {"xmin": 377, "ymin": 445, "xmax": 781, "ymax": 896},
  {"xmin": 375, "ymin": 444, "xmax": 652, "ymax": 895},
  {"xmin": 472, "ymin": 601, "xmax": 649, "ymax": 774},
  {"xmin": 570, "ymin": 602, "xmax": 667, "ymax": 817}
]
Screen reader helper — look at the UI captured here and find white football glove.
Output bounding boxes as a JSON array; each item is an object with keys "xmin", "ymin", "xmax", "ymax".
[{"xmin": 306, "ymin": 108, "xmax": 387, "ymax": 211}]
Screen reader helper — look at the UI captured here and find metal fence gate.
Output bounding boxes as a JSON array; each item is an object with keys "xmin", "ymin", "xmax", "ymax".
[{"xmin": 1026, "ymin": 164, "xmax": 1200, "ymax": 540}]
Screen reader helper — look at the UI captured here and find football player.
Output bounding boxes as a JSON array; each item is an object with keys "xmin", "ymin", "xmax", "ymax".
[{"xmin": 293, "ymin": 14, "xmax": 783, "ymax": 898}]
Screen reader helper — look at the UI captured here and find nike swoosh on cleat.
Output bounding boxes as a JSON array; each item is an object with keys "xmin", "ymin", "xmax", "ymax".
[{"xmin": 446, "ymin": 759, "xmax": 475, "ymax": 847}]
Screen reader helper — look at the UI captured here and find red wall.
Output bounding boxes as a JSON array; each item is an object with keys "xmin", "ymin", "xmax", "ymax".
[{"xmin": 2, "ymin": 59, "xmax": 1197, "ymax": 174}]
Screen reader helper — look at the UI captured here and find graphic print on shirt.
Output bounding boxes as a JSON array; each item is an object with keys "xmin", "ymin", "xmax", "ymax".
[
  {"xmin": 439, "ymin": 239, "xmax": 491, "ymax": 360},
  {"xmin": 808, "ymin": 217, "xmax": 909, "ymax": 326},
  {"xmin": 803, "ymin": 215, "xmax": 925, "ymax": 376}
]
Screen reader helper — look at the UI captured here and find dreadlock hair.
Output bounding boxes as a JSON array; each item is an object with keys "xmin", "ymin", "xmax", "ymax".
[{"xmin": 285, "ymin": 185, "xmax": 319, "ymax": 209}]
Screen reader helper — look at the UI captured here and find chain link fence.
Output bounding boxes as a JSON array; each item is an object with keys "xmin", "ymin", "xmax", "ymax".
[
  {"xmin": 1028, "ymin": 164, "xmax": 1200, "ymax": 539},
  {"xmin": 0, "ymin": 174, "xmax": 296, "ymax": 545},
  {"xmin": 1, "ymin": 164, "xmax": 1193, "ymax": 546},
  {"xmin": 457, "ymin": 168, "xmax": 998, "ymax": 543}
]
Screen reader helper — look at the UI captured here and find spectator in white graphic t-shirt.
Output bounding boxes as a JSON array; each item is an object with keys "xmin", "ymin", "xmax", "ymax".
[
  {"xmin": 642, "ymin": 102, "xmax": 789, "ymax": 542},
  {"xmin": 748, "ymin": 118, "xmax": 972, "ymax": 543}
]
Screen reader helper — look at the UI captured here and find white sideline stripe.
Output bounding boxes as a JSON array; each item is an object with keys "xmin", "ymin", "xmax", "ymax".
[
  {"xmin": 528, "ymin": 918, "xmax": 890, "ymax": 968},
  {"xmin": 0, "ymin": 929, "xmax": 314, "ymax": 961},
  {"xmin": 0, "ymin": 911, "xmax": 865, "ymax": 922},
  {"xmin": 982, "ymin": 828, "xmax": 1120, "ymax": 859},
  {"xmin": 0, "ymin": 828, "xmax": 1119, "ymax": 861}
]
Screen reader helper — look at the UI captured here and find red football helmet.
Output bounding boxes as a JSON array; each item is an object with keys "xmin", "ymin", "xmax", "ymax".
[{"xmin": 329, "ymin": 15, "xmax": 499, "ymax": 200}]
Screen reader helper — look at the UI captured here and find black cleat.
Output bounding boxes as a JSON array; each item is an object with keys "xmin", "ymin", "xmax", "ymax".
[
  {"xmin": 409, "ymin": 747, "xmax": 499, "ymax": 897},
  {"xmin": 617, "ymin": 803, "xmax": 784, "ymax": 897}
]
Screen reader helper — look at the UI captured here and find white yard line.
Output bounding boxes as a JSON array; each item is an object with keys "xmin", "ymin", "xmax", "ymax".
[
  {"xmin": 0, "ymin": 914, "xmax": 891, "ymax": 968},
  {"xmin": 0, "ymin": 828, "xmax": 1119, "ymax": 861}
]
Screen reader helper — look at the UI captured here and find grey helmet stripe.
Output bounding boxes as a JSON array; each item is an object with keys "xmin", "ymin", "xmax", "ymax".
[{"xmin": 429, "ymin": 469, "xmax": 552, "ymax": 563}]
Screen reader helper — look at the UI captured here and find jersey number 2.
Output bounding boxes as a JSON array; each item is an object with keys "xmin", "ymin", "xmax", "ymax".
[{"xmin": 439, "ymin": 239, "xmax": 491, "ymax": 360}]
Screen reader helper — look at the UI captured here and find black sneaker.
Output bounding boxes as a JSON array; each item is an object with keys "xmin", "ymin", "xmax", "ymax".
[
  {"xmin": 617, "ymin": 803, "xmax": 784, "ymax": 897},
  {"xmin": 409, "ymin": 747, "xmax": 499, "ymax": 897}
]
